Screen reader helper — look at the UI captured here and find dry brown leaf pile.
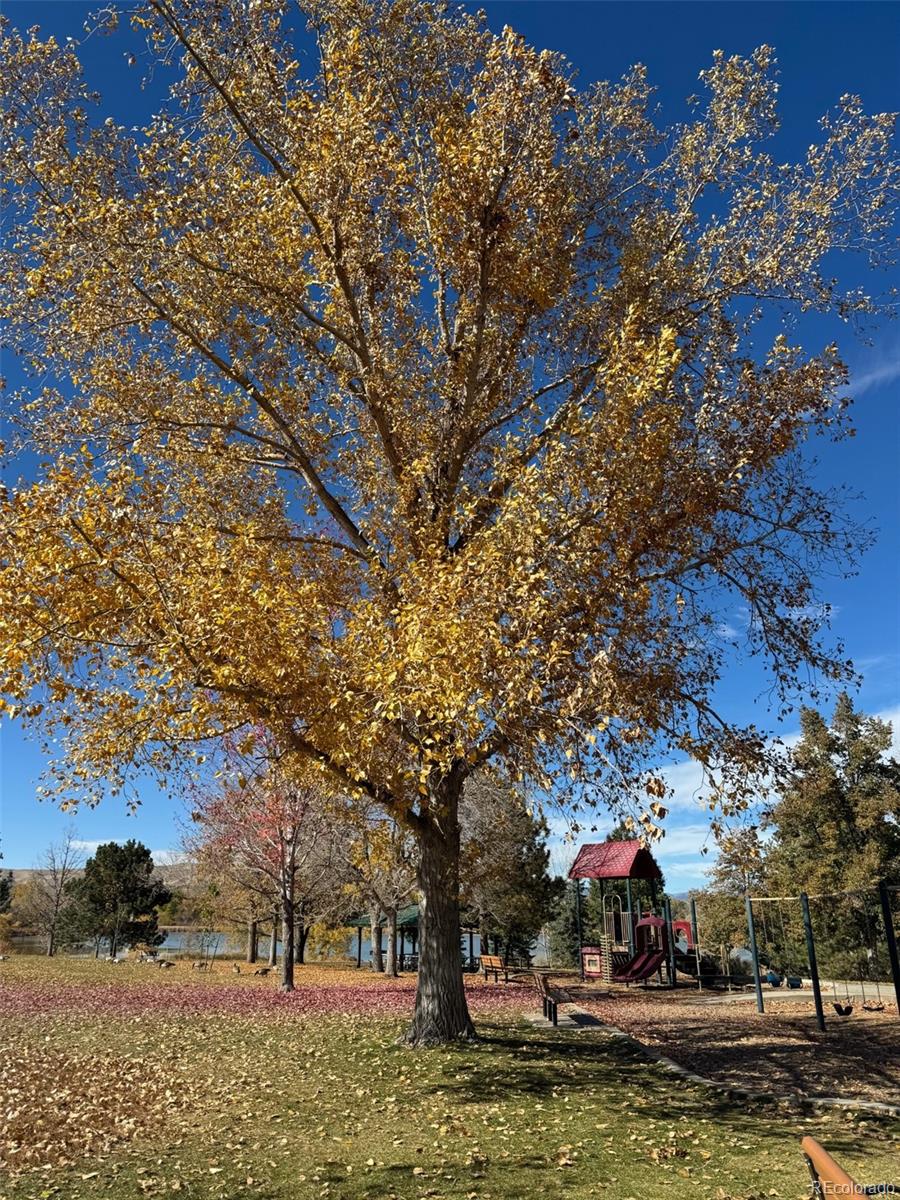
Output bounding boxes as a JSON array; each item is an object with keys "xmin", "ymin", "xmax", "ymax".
[{"xmin": 0, "ymin": 1041, "xmax": 198, "ymax": 1174}]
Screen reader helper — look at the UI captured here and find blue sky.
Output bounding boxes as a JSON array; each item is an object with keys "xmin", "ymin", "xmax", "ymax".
[{"xmin": 1, "ymin": 2, "xmax": 898, "ymax": 887}]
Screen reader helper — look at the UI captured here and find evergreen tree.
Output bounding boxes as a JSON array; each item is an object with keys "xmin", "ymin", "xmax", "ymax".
[
  {"xmin": 765, "ymin": 695, "xmax": 900, "ymax": 894},
  {"xmin": 547, "ymin": 879, "xmax": 584, "ymax": 968},
  {"xmin": 0, "ymin": 871, "xmax": 12, "ymax": 914},
  {"xmin": 460, "ymin": 776, "xmax": 561, "ymax": 962},
  {"xmin": 62, "ymin": 840, "xmax": 171, "ymax": 957},
  {"xmin": 763, "ymin": 695, "xmax": 900, "ymax": 978}
]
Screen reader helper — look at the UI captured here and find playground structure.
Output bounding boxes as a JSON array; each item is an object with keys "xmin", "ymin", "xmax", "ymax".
[
  {"xmin": 580, "ymin": 916, "xmax": 672, "ymax": 985},
  {"xmin": 568, "ymin": 841, "xmax": 900, "ymax": 1020},
  {"xmin": 569, "ymin": 840, "xmax": 681, "ymax": 985}
]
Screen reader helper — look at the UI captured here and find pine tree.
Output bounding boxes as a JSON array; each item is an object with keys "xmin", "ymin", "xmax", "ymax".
[
  {"xmin": 765, "ymin": 695, "xmax": 900, "ymax": 894},
  {"xmin": 547, "ymin": 880, "xmax": 584, "ymax": 968},
  {"xmin": 460, "ymin": 775, "xmax": 560, "ymax": 962},
  {"xmin": 763, "ymin": 695, "xmax": 900, "ymax": 978},
  {"xmin": 63, "ymin": 841, "xmax": 171, "ymax": 957}
]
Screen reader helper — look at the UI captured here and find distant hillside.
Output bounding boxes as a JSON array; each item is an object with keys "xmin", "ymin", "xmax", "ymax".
[{"xmin": 6, "ymin": 860, "xmax": 196, "ymax": 891}]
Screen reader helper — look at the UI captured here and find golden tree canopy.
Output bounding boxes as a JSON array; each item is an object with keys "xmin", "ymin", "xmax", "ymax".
[{"xmin": 1, "ymin": 0, "xmax": 897, "ymax": 832}]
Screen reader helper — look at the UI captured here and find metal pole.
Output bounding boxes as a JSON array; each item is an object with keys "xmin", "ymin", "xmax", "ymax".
[
  {"xmin": 800, "ymin": 891, "xmax": 825, "ymax": 1032},
  {"xmin": 574, "ymin": 878, "xmax": 584, "ymax": 980},
  {"xmin": 625, "ymin": 878, "xmax": 635, "ymax": 955},
  {"xmin": 745, "ymin": 893, "xmax": 765, "ymax": 1014},
  {"xmin": 663, "ymin": 897, "xmax": 676, "ymax": 988},
  {"xmin": 356, "ymin": 925, "xmax": 362, "ymax": 969},
  {"xmin": 878, "ymin": 881, "xmax": 900, "ymax": 1017},
  {"xmin": 650, "ymin": 877, "xmax": 658, "ymax": 915},
  {"xmin": 690, "ymin": 897, "xmax": 702, "ymax": 989}
]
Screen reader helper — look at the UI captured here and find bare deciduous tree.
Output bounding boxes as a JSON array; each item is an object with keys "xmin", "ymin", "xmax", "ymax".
[{"xmin": 13, "ymin": 828, "xmax": 84, "ymax": 956}]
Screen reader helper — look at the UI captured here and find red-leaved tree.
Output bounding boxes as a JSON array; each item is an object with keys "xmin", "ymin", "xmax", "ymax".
[{"xmin": 188, "ymin": 732, "xmax": 338, "ymax": 990}]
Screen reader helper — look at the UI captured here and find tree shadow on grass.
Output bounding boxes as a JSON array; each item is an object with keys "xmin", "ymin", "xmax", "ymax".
[
  {"xmin": 420, "ymin": 1024, "xmax": 900, "ymax": 1158},
  {"xmin": 306, "ymin": 1160, "xmax": 590, "ymax": 1200}
]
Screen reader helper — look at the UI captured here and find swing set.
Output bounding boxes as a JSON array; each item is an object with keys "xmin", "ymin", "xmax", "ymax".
[{"xmin": 744, "ymin": 881, "xmax": 900, "ymax": 1031}]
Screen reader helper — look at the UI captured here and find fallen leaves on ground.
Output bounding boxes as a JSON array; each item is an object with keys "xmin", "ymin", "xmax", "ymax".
[
  {"xmin": 1, "ymin": 958, "xmax": 897, "ymax": 1199},
  {"xmin": 0, "ymin": 1041, "xmax": 199, "ymax": 1173},
  {"xmin": 0, "ymin": 973, "xmax": 529, "ymax": 1021}
]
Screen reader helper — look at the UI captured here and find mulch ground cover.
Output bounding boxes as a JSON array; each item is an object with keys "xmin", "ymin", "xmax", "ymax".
[{"xmin": 569, "ymin": 984, "xmax": 900, "ymax": 1105}]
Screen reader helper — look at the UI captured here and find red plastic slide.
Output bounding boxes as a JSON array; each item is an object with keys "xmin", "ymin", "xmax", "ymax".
[{"xmin": 613, "ymin": 948, "xmax": 666, "ymax": 984}]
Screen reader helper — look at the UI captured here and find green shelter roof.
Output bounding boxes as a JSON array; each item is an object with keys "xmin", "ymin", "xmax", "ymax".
[{"xmin": 345, "ymin": 903, "xmax": 421, "ymax": 929}]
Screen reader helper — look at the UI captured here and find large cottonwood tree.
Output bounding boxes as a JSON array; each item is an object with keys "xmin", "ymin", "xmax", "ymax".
[{"xmin": 1, "ymin": 0, "xmax": 897, "ymax": 1043}]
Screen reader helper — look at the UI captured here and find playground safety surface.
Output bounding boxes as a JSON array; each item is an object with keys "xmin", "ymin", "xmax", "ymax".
[{"xmin": 564, "ymin": 984, "xmax": 900, "ymax": 1107}]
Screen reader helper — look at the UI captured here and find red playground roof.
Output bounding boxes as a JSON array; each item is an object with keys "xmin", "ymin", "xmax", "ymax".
[{"xmin": 568, "ymin": 840, "xmax": 663, "ymax": 881}]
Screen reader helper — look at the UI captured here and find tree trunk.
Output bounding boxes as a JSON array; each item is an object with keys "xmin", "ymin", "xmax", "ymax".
[
  {"xmin": 295, "ymin": 923, "xmax": 309, "ymax": 964},
  {"xmin": 370, "ymin": 913, "xmax": 384, "ymax": 972},
  {"xmin": 404, "ymin": 770, "xmax": 475, "ymax": 1046},
  {"xmin": 47, "ymin": 926, "xmax": 56, "ymax": 958},
  {"xmin": 246, "ymin": 917, "xmax": 258, "ymax": 964},
  {"xmin": 267, "ymin": 910, "xmax": 278, "ymax": 967},
  {"xmin": 385, "ymin": 908, "xmax": 399, "ymax": 977},
  {"xmin": 280, "ymin": 897, "xmax": 295, "ymax": 991}
]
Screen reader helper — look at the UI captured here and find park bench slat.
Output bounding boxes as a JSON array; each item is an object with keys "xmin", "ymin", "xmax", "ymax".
[{"xmin": 480, "ymin": 954, "xmax": 530, "ymax": 983}]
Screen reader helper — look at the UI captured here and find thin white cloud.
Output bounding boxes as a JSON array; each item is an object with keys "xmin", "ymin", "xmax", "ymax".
[
  {"xmin": 849, "ymin": 354, "xmax": 900, "ymax": 397},
  {"xmin": 658, "ymin": 860, "xmax": 710, "ymax": 884},
  {"xmin": 653, "ymin": 823, "xmax": 715, "ymax": 858},
  {"xmin": 788, "ymin": 602, "xmax": 840, "ymax": 624},
  {"xmin": 151, "ymin": 849, "xmax": 189, "ymax": 865},
  {"xmin": 658, "ymin": 757, "xmax": 710, "ymax": 812}
]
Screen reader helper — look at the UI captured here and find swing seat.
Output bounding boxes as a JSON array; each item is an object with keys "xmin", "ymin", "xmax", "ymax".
[
  {"xmin": 832, "ymin": 1001, "xmax": 854, "ymax": 1016},
  {"xmin": 786, "ymin": 976, "xmax": 803, "ymax": 989},
  {"xmin": 766, "ymin": 970, "xmax": 783, "ymax": 987},
  {"xmin": 862, "ymin": 1000, "xmax": 884, "ymax": 1012}
]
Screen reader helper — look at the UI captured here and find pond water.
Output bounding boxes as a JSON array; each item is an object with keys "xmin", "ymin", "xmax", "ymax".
[{"xmin": 14, "ymin": 929, "xmax": 487, "ymax": 966}]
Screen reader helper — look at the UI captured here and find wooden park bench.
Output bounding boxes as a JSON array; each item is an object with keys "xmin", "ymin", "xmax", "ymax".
[
  {"xmin": 480, "ymin": 954, "xmax": 505, "ymax": 981},
  {"xmin": 480, "ymin": 953, "xmax": 527, "ymax": 983},
  {"xmin": 533, "ymin": 971, "xmax": 563, "ymax": 1026},
  {"xmin": 801, "ymin": 1136, "xmax": 894, "ymax": 1196}
]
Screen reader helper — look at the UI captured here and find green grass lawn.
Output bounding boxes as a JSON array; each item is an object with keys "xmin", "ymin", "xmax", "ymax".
[{"xmin": 1, "ymin": 959, "xmax": 897, "ymax": 1200}]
